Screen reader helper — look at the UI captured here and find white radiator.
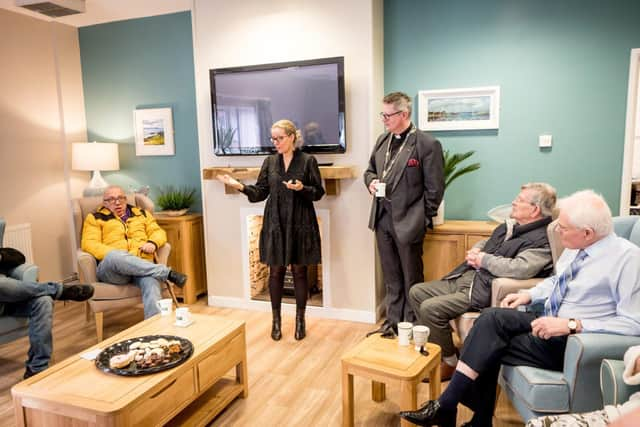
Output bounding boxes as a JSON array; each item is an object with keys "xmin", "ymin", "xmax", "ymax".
[{"xmin": 4, "ymin": 223, "xmax": 34, "ymax": 264}]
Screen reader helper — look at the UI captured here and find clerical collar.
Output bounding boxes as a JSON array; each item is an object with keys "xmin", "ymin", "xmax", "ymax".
[{"xmin": 393, "ymin": 124, "xmax": 413, "ymax": 140}]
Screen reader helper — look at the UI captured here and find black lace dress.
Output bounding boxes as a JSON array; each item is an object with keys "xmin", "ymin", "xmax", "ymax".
[{"xmin": 241, "ymin": 150, "xmax": 325, "ymax": 266}]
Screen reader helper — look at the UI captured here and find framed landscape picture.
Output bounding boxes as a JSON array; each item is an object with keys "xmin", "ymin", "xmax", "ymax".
[
  {"xmin": 134, "ymin": 108, "xmax": 175, "ymax": 156},
  {"xmin": 418, "ymin": 86, "xmax": 500, "ymax": 131}
]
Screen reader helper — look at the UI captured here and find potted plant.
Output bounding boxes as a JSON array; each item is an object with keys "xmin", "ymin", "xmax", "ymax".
[
  {"xmin": 433, "ymin": 150, "xmax": 481, "ymax": 225},
  {"xmin": 156, "ymin": 186, "xmax": 197, "ymax": 216}
]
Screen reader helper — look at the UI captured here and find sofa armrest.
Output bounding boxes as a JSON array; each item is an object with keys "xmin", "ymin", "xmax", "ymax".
[
  {"xmin": 77, "ymin": 250, "xmax": 98, "ymax": 282},
  {"xmin": 563, "ymin": 334, "xmax": 640, "ymax": 412},
  {"xmin": 600, "ymin": 359, "xmax": 640, "ymax": 406},
  {"xmin": 8, "ymin": 263, "xmax": 39, "ymax": 282},
  {"xmin": 491, "ymin": 277, "xmax": 542, "ymax": 307}
]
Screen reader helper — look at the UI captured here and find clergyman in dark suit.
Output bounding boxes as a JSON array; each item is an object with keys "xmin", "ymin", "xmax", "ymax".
[{"xmin": 364, "ymin": 91, "xmax": 445, "ymax": 335}]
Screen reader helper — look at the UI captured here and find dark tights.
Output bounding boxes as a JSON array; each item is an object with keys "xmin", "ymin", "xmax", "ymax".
[{"xmin": 269, "ymin": 265, "xmax": 308, "ymax": 311}]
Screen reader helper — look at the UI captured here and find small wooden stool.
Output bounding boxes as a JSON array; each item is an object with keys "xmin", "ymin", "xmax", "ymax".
[{"xmin": 341, "ymin": 334, "xmax": 441, "ymax": 427}]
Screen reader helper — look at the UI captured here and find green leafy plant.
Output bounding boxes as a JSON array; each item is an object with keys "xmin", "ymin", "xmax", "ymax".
[
  {"xmin": 156, "ymin": 186, "xmax": 196, "ymax": 211},
  {"xmin": 217, "ymin": 126, "xmax": 237, "ymax": 154},
  {"xmin": 443, "ymin": 150, "xmax": 481, "ymax": 190}
]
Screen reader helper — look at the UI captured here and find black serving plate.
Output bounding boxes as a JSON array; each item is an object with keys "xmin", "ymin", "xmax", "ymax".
[{"xmin": 95, "ymin": 335, "xmax": 193, "ymax": 376}]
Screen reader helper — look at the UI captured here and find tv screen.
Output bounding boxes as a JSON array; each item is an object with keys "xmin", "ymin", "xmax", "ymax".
[{"xmin": 210, "ymin": 57, "xmax": 346, "ymax": 156}]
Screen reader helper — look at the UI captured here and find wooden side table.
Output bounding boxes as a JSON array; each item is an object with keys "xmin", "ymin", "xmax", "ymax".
[
  {"xmin": 155, "ymin": 213, "xmax": 207, "ymax": 304},
  {"xmin": 423, "ymin": 220, "xmax": 499, "ymax": 281},
  {"xmin": 341, "ymin": 334, "xmax": 442, "ymax": 427}
]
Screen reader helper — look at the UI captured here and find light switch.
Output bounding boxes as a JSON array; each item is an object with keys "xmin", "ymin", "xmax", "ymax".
[{"xmin": 539, "ymin": 134, "xmax": 552, "ymax": 148}]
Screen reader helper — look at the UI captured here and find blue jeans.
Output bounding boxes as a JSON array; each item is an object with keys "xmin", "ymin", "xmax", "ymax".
[
  {"xmin": 0, "ymin": 276, "xmax": 58, "ymax": 373},
  {"xmin": 96, "ymin": 250, "xmax": 170, "ymax": 318}
]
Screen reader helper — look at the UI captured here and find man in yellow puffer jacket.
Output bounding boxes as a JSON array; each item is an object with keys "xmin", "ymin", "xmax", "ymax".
[{"xmin": 81, "ymin": 185, "xmax": 187, "ymax": 318}]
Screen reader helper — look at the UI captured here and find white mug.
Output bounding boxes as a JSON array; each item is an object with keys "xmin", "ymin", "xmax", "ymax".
[
  {"xmin": 397, "ymin": 321, "xmax": 413, "ymax": 346},
  {"xmin": 374, "ymin": 182, "xmax": 386, "ymax": 198},
  {"xmin": 413, "ymin": 325, "xmax": 430, "ymax": 351},
  {"xmin": 156, "ymin": 298, "xmax": 173, "ymax": 316},
  {"xmin": 175, "ymin": 307, "xmax": 192, "ymax": 325}
]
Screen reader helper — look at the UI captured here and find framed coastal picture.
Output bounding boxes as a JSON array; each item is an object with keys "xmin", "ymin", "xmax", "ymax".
[
  {"xmin": 133, "ymin": 108, "xmax": 175, "ymax": 156},
  {"xmin": 418, "ymin": 86, "xmax": 500, "ymax": 131}
]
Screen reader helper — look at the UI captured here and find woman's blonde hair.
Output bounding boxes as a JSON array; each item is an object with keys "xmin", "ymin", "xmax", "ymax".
[{"xmin": 272, "ymin": 119, "xmax": 303, "ymax": 148}]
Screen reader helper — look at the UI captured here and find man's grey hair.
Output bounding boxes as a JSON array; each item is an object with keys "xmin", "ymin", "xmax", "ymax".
[
  {"xmin": 558, "ymin": 189, "xmax": 613, "ymax": 237},
  {"xmin": 521, "ymin": 182, "xmax": 557, "ymax": 218},
  {"xmin": 383, "ymin": 92, "xmax": 412, "ymax": 115}
]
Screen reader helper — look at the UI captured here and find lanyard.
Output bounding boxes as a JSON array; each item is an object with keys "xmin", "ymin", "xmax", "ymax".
[{"xmin": 381, "ymin": 125, "xmax": 416, "ymax": 181}]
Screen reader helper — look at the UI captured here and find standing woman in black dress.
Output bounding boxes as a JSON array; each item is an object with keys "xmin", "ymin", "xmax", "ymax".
[{"xmin": 216, "ymin": 119, "xmax": 325, "ymax": 341}]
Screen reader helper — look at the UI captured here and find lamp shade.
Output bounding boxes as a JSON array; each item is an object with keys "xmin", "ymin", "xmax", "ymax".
[{"xmin": 72, "ymin": 142, "xmax": 120, "ymax": 171}]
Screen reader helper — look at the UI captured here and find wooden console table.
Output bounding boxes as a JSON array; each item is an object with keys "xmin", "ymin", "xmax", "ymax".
[
  {"xmin": 202, "ymin": 165, "xmax": 356, "ymax": 195},
  {"xmin": 423, "ymin": 220, "xmax": 499, "ymax": 281},
  {"xmin": 12, "ymin": 312, "xmax": 247, "ymax": 427},
  {"xmin": 155, "ymin": 213, "xmax": 207, "ymax": 304}
]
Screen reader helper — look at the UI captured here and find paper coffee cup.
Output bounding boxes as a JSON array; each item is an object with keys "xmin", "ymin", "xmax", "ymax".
[
  {"xmin": 397, "ymin": 321, "xmax": 413, "ymax": 346},
  {"xmin": 375, "ymin": 182, "xmax": 386, "ymax": 198},
  {"xmin": 155, "ymin": 298, "xmax": 173, "ymax": 316},
  {"xmin": 413, "ymin": 325, "xmax": 430, "ymax": 351}
]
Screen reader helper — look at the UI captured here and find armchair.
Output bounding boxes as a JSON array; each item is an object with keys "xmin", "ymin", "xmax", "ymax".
[
  {"xmin": 498, "ymin": 216, "xmax": 640, "ymax": 422},
  {"xmin": 452, "ymin": 219, "xmax": 562, "ymax": 342},
  {"xmin": 72, "ymin": 193, "xmax": 171, "ymax": 342},
  {"xmin": 0, "ymin": 218, "xmax": 40, "ymax": 345},
  {"xmin": 601, "ymin": 358, "xmax": 640, "ymax": 407}
]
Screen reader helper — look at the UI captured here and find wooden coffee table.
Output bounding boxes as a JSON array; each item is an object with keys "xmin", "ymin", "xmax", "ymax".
[
  {"xmin": 341, "ymin": 334, "xmax": 441, "ymax": 427},
  {"xmin": 12, "ymin": 312, "xmax": 248, "ymax": 427}
]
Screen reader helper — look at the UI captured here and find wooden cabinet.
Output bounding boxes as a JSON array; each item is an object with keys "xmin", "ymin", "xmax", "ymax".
[
  {"xmin": 156, "ymin": 214, "xmax": 207, "ymax": 304},
  {"xmin": 422, "ymin": 220, "xmax": 499, "ymax": 281}
]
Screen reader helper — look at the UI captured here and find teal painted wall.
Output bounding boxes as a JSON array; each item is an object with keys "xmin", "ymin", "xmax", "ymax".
[
  {"xmin": 385, "ymin": 0, "xmax": 640, "ymax": 219},
  {"xmin": 79, "ymin": 12, "xmax": 201, "ymax": 211}
]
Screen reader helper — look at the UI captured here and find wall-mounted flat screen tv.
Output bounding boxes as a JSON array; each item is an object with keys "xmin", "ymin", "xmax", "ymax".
[{"xmin": 210, "ymin": 57, "xmax": 346, "ymax": 156}]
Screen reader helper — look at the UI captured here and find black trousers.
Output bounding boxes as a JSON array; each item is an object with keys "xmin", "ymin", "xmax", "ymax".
[
  {"xmin": 375, "ymin": 207, "xmax": 424, "ymax": 326},
  {"xmin": 459, "ymin": 307, "xmax": 567, "ymax": 425}
]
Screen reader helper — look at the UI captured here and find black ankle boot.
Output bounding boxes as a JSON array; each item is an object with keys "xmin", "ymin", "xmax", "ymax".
[
  {"xmin": 295, "ymin": 309, "xmax": 306, "ymax": 340},
  {"xmin": 271, "ymin": 309, "xmax": 282, "ymax": 341}
]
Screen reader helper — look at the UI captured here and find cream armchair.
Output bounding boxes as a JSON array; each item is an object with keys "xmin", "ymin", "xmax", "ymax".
[{"xmin": 72, "ymin": 193, "xmax": 171, "ymax": 342}]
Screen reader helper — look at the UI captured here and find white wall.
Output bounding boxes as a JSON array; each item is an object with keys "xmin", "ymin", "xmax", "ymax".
[
  {"xmin": 193, "ymin": 0, "xmax": 383, "ymax": 321},
  {"xmin": 0, "ymin": 9, "xmax": 87, "ymax": 281}
]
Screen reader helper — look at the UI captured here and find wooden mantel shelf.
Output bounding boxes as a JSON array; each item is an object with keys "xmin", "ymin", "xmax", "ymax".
[{"xmin": 202, "ymin": 166, "xmax": 357, "ymax": 195}]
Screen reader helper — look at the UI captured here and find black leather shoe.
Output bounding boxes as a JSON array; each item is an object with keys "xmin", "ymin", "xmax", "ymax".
[
  {"xmin": 399, "ymin": 400, "xmax": 456, "ymax": 427},
  {"xmin": 295, "ymin": 313, "xmax": 306, "ymax": 340},
  {"xmin": 271, "ymin": 310, "xmax": 282, "ymax": 341},
  {"xmin": 366, "ymin": 320, "xmax": 397, "ymax": 338},
  {"xmin": 168, "ymin": 270, "xmax": 187, "ymax": 288},
  {"xmin": 58, "ymin": 284, "xmax": 94, "ymax": 301},
  {"xmin": 23, "ymin": 367, "xmax": 38, "ymax": 379}
]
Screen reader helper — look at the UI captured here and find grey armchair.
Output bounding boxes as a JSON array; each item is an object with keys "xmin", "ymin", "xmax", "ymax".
[
  {"xmin": 601, "ymin": 358, "xmax": 640, "ymax": 407},
  {"xmin": 498, "ymin": 216, "xmax": 640, "ymax": 422},
  {"xmin": 0, "ymin": 218, "xmax": 40, "ymax": 345},
  {"xmin": 72, "ymin": 194, "xmax": 171, "ymax": 342}
]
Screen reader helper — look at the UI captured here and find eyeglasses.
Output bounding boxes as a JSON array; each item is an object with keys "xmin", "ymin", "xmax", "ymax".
[
  {"xmin": 270, "ymin": 135, "xmax": 289, "ymax": 143},
  {"xmin": 513, "ymin": 196, "xmax": 535, "ymax": 206},
  {"xmin": 379, "ymin": 111, "xmax": 404, "ymax": 120},
  {"xmin": 103, "ymin": 196, "xmax": 127, "ymax": 204}
]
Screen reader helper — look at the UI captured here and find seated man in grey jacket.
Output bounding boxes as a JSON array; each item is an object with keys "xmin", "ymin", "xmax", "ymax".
[{"xmin": 409, "ymin": 182, "xmax": 556, "ymax": 380}]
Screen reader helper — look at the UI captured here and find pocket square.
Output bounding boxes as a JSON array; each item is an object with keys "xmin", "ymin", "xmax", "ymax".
[{"xmin": 407, "ymin": 158, "xmax": 419, "ymax": 167}]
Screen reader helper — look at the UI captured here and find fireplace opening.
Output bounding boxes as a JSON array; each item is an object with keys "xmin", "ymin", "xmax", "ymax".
[{"xmin": 247, "ymin": 214, "xmax": 323, "ymax": 307}]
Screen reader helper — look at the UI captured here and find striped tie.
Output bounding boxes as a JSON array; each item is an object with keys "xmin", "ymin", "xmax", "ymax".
[{"xmin": 544, "ymin": 250, "xmax": 588, "ymax": 317}]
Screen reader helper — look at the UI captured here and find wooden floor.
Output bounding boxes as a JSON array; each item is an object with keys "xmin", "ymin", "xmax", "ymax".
[{"xmin": 0, "ymin": 299, "xmax": 526, "ymax": 427}]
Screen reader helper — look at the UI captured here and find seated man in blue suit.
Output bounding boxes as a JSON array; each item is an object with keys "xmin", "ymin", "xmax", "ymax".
[
  {"xmin": 0, "ymin": 247, "xmax": 94, "ymax": 379},
  {"xmin": 400, "ymin": 190, "xmax": 640, "ymax": 427}
]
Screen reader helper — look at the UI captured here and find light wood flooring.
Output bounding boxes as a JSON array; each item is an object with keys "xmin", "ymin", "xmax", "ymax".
[{"xmin": 0, "ymin": 299, "xmax": 526, "ymax": 427}]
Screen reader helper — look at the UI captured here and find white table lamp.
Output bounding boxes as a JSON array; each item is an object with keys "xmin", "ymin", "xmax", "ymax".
[{"xmin": 72, "ymin": 142, "xmax": 120, "ymax": 196}]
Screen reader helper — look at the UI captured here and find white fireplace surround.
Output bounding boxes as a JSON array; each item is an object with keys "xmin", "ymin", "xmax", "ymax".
[
  {"xmin": 241, "ymin": 207, "xmax": 331, "ymax": 310},
  {"xmin": 207, "ymin": 206, "xmax": 374, "ymax": 322}
]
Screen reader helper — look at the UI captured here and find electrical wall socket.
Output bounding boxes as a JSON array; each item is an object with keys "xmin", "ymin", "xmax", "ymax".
[{"xmin": 539, "ymin": 134, "xmax": 552, "ymax": 148}]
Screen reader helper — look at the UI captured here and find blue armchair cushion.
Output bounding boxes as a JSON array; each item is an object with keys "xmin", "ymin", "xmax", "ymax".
[{"xmin": 501, "ymin": 365, "xmax": 570, "ymax": 413}]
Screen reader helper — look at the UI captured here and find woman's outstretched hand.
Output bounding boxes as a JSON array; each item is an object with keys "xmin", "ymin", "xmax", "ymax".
[
  {"xmin": 283, "ymin": 179, "xmax": 304, "ymax": 191},
  {"xmin": 216, "ymin": 174, "xmax": 244, "ymax": 191}
]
